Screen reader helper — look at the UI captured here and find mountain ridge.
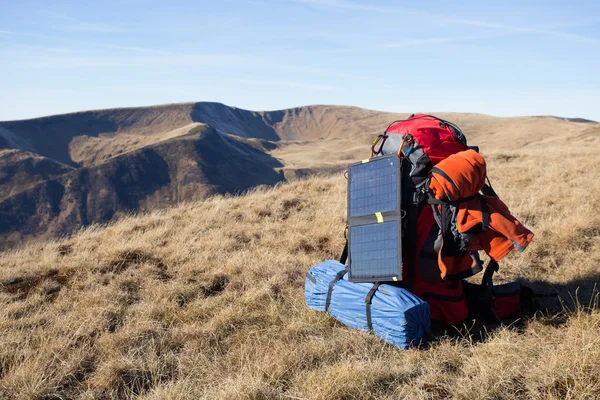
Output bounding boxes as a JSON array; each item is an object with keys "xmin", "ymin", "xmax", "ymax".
[
  {"xmin": 2, "ymin": 101, "xmax": 597, "ymax": 124},
  {"xmin": 0, "ymin": 102, "xmax": 598, "ymax": 250}
]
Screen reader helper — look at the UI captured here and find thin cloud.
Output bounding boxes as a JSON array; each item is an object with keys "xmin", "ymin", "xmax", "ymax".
[
  {"xmin": 51, "ymin": 22, "xmax": 127, "ymax": 34},
  {"xmin": 4, "ymin": 51, "xmax": 253, "ymax": 69},
  {"xmin": 290, "ymin": 0, "xmax": 600, "ymax": 44},
  {"xmin": 379, "ymin": 35, "xmax": 493, "ymax": 49},
  {"xmin": 441, "ymin": 17, "xmax": 600, "ymax": 43},
  {"xmin": 276, "ymin": 65, "xmax": 376, "ymax": 81},
  {"xmin": 240, "ymin": 77, "xmax": 335, "ymax": 90},
  {"xmin": 2, "ymin": 28, "xmax": 379, "ymax": 83},
  {"xmin": 93, "ymin": 43, "xmax": 171, "ymax": 55},
  {"xmin": 45, "ymin": 10, "xmax": 128, "ymax": 33},
  {"xmin": 289, "ymin": 0, "xmax": 391, "ymax": 12},
  {"xmin": 378, "ymin": 20, "xmax": 599, "ymax": 49},
  {"xmin": 0, "ymin": 29, "xmax": 46, "ymax": 38},
  {"xmin": 0, "ymin": 30, "xmax": 172, "ymax": 56}
]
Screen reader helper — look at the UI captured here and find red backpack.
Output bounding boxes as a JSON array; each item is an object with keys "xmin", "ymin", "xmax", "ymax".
[{"xmin": 364, "ymin": 114, "xmax": 532, "ymax": 325}]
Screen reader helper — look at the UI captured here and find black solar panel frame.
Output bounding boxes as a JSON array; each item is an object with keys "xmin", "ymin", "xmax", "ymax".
[{"xmin": 346, "ymin": 155, "xmax": 403, "ymax": 283}]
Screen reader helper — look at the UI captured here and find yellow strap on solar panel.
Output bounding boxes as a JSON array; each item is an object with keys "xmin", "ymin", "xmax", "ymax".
[
  {"xmin": 361, "ymin": 159, "xmax": 370, "ymax": 163},
  {"xmin": 375, "ymin": 212, "xmax": 383, "ymax": 223}
]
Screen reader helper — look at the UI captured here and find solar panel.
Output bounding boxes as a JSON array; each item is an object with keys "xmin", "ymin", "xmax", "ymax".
[
  {"xmin": 347, "ymin": 155, "xmax": 402, "ymax": 282},
  {"xmin": 348, "ymin": 157, "xmax": 398, "ymax": 217}
]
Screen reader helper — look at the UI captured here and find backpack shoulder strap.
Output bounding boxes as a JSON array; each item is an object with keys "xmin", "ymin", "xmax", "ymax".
[{"xmin": 482, "ymin": 259, "xmax": 500, "ymax": 311}]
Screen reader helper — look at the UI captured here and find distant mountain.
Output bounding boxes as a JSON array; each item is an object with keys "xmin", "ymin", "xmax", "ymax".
[
  {"xmin": 0, "ymin": 126, "xmax": 284, "ymax": 249},
  {"xmin": 0, "ymin": 102, "xmax": 597, "ymax": 249}
]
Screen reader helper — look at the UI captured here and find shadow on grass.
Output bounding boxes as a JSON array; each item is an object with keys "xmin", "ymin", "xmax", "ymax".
[{"xmin": 427, "ymin": 272, "xmax": 600, "ymax": 345}]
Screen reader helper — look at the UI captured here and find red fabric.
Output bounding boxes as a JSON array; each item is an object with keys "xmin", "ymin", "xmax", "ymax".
[
  {"xmin": 386, "ymin": 114, "xmax": 465, "ymax": 158},
  {"xmin": 403, "ymin": 205, "xmax": 469, "ymax": 325},
  {"xmin": 494, "ymin": 294, "xmax": 521, "ymax": 320}
]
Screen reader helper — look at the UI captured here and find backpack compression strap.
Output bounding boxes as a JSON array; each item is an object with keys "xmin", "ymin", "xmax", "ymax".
[
  {"xmin": 365, "ymin": 282, "xmax": 381, "ymax": 331},
  {"xmin": 325, "ymin": 266, "xmax": 349, "ymax": 312},
  {"xmin": 427, "ymin": 192, "xmax": 490, "ymax": 234}
]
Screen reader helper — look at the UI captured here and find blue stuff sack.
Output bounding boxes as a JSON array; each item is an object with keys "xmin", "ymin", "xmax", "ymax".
[{"xmin": 305, "ymin": 260, "xmax": 430, "ymax": 349}]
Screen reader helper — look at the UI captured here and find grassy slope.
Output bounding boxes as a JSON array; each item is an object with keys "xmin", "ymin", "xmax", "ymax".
[
  {"xmin": 1, "ymin": 139, "xmax": 600, "ymax": 399},
  {"xmin": 0, "ymin": 149, "xmax": 74, "ymax": 202}
]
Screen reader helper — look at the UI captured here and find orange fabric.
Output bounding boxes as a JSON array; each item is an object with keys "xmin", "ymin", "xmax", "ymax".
[
  {"xmin": 436, "ymin": 244, "xmax": 478, "ymax": 280},
  {"xmin": 462, "ymin": 197, "xmax": 534, "ymax": 260},
  {"xmin": 430, "ymin": 149, "xmax": 487, "ymax": 201},
  {"xmin": 429, "ymin": 150, "xmax": 534, "ymax": 279}
]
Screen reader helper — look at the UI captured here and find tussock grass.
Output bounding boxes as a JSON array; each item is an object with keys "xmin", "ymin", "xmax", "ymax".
[{"xmin": 1, "ymin": 144, "xmax": 600, "ymax": 399}]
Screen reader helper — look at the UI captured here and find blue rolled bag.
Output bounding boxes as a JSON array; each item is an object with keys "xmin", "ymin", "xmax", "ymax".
[{"xmin": 305, "ymin": 260, "xmax": 430, "ymax": 349}]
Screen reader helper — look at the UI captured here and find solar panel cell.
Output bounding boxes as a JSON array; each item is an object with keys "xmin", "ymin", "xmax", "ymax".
[
  {"xmin": 348, "ymin": 157, "xmax": 398, "ymax": 217},
  {"xmin": 348, "ymin": 221, "xmax": 400, "ymax": 280}
]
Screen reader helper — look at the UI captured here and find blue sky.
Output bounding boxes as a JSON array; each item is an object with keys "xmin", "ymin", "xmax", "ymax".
[{"xmin": 0, "ymin": 0, "xmax": 599, "ymax": 121}]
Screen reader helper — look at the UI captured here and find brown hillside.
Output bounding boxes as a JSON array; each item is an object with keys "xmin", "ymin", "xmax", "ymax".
[
  {"xmin": 0, "ymin": 103, "xmax": 597, "ymax": 251},
  {"xmin": 0, "ymin": 126, "xmax": 284, "ymax": 249},
  {"xmin": 0, "ymin": 150, "xmax": 74, "ymax": 202}
]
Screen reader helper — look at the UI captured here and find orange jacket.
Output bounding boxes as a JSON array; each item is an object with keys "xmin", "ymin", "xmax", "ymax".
[{"xmin": 429, "ymin": 150, "xmax": 534, "ymax": 280}]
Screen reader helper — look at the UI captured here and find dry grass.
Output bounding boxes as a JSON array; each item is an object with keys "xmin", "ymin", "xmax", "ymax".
[
  {"xmin": 1, "ymin": 140, "xmax": 600, "ymax": 399},
  {"xmin": 69, "ymin": 123, "xmax": 205, "ymax": 167}
]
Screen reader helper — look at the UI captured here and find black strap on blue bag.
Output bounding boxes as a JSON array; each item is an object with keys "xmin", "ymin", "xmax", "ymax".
[
  {"xmin": 325, "ymin": 266, "xmax": 349, "ymax": 312},
  {"xmin": 365, "ymin": 282, "xmax": 381, "ymax": 331}
]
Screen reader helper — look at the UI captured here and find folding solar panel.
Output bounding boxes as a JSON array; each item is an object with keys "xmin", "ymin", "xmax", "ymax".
[{"xmin": 347, "ymin": 155, "xmax": 402, "ymax": 282}]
